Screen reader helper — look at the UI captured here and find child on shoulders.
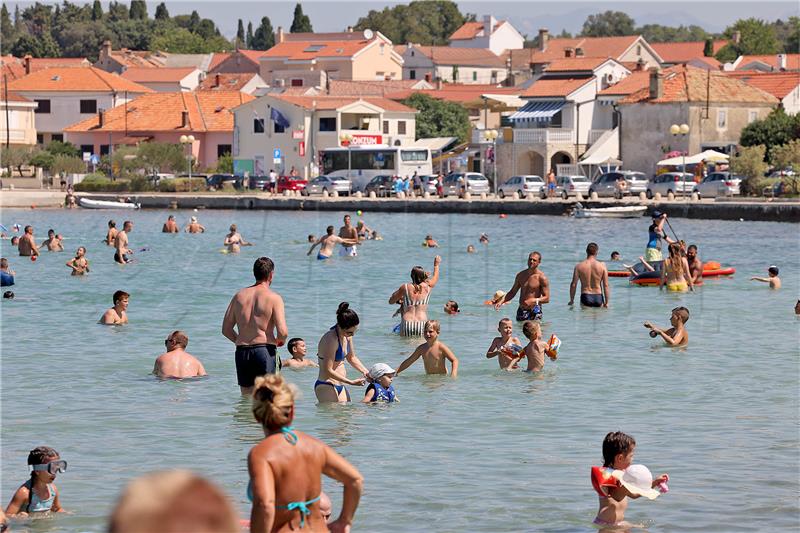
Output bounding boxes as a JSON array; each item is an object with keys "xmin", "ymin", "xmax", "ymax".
[
  {"xmin": 5, "ymin": 446, "xmax": 67, "ymax": 516},
  {"xmin": 363, "ymin": 363, "xmax": 398, "ymax": 403},
  {"xmin": 486, "ymin": 318, "xmax": 524, "ymax": 370},
  {"xmin": 281, "ymin": 338, "xmax": 317, "ymax": 368},
  {"xmin": 396, "ymin": 320, "xmax": 458, "ymax": 377}
]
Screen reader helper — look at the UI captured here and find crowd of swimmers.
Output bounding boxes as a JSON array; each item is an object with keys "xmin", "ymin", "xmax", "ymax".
[{"xmin": 0, "ymin": 207, "xmax": 793, "ymax": 533}]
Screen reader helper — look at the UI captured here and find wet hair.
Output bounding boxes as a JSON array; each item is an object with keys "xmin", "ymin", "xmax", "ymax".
[
  {"xmin": 307, "ymin": 234, "xmax": 315, "ymax": 242},
  {"xmin": 586, "ymin": 242, "xmax": 598, "ymax": 256},
  {"xmin": 687, "ymin": 244, "xmax": 698, "ymax": 252},
  {"xmin": 113, "ymin": 290, "xmax": 130, "ymax": 304},
  {"xmin": 445, "ymin": 300, "xmax": 459, "ymax": 313},
  {"xmin": 343, "ymin": 214, "xmax": 351, "ymax": 221},
  {"xmin": 0, "ymin": 257, "xmax": 7, "ymax": 268},
  {"xmin": 610, "ymin": 251, "xmax": 620, "ymax": 259},
  {"xmin": 522, "ymin": 320, "xmax": 540, "ymax": 340},
  {"xmin": 28, "ymin": 446, "xmax": 59, "ymax": 466},
  {"xmin": 229, "ymin": 224, "xmax": 237, "ymax": 232},
  {"xmin": 108, "ymin": 220, "xmax": 116, "ymax": 228},
  {"xmin": 77, "ymin": 246, "xmax": 86, "ymax": 255},
  {"xmin": 424, "ymin": 319, "xmax": 440, "ymax": 334},
  {"xmin": 48, "ymin": 229, "xmax": 55, "ymax": 236},
  {"xmin": 3, "ymin": 290, "xmax": 14, "ymax": 299},
  {"xmin": 336, "ymin": 302, "xmax": 359, "ymax": 329},
  {"xmin": 602, "ymin": 431, "xmax": 636, "ymax": 468},
  {"xmin": 499, "ymin": 317, "xmax": 512, "ymax": 327},
  {"xmin": 410, "ymin": 266, "xmax": 428, "ymax": 289},
  {"xmin": 529, "ymin": 251, "xmax": 542, "ymax": 262},
  {"xmin": 123, "ymin": 220, "xmax": 132, "ymax": 229},
  {"xmin": 326, "ymin": 225, "xmax": 334, "ymax": 235},
  {"xmin": 425, "ymin": 235, "xmax": 433, "ymax": 240},
  {"xmin": 24, "ymin": 225, "xmax": 32, "ymax": 233},
  {"xmin": 287, "ymin": 337, "xmax": 304, "ymax": 355},
  {"xmin": 672, "ymin": 306, "xmax": 690, "ymax": 324},
  {"xmin": 11, "ymin": 236, "xmax": 19, "ymax": 245},
  {"xmin": 253, "ymin": 257, "xmax": 274, "ymax": 281},
  {"xmin": 168, "ymin": 331, "xmax": 188, "ymax": 349},
  {"xmin": 768, "ymin": 266, "xmax": 779, "ymax": 276},
  {"xmin": 168, "ymin": 215, "xmax": 175, "ymax": 220},
  {"xmin": 252, "ymin": 374, "xmax": 295, "ymax": 431}
]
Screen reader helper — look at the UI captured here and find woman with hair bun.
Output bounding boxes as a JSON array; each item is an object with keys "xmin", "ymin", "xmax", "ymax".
[
  {"xmin": 314, "ymin": 302, "xmax": 369, "ymax": 403},
  {"xmin": 389, "ymin": 256, "xmax": 441, "ymax": 336},
  {"xmin": 249, "ymin": 374, "xmax": 363, "ymax": 532}
]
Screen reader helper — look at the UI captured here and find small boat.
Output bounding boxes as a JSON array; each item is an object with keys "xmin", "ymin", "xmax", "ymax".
[
  {"xmin": 79, "ymin": 197, "xmax": 140, "ymax": 210},
  {"xmin": 630, "ymin": 260, "xmax": 735, "ymax": 286},
  {"xmin": 573, "ymin": 204, "xmax": 647, "ymax": 219}
]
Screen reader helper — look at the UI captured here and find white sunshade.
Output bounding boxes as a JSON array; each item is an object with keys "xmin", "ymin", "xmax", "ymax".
[
  {"xmin": 657, "ymin": 149, "xmax": 729, "ymax": 166},
  {"xmin": 412, "ymin": 137, "xmax": 459, "ymax": 152}
]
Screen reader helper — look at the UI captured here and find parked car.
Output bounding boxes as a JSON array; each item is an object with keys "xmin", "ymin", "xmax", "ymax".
[
  {"xmin": 589, "ymin": 171, "xmax": 648, "ymax": 198},
  {"xmin": 541, "ymin": 174, "xmax": 591, "ymax": 199},
  {"xmin": 693, "ymin": 172, "xmax": 743, "ymax": 198},
  {"xmin": 646, "ymin": 172, "xmax": 695, "ymax": 198},
  {"xmin": 364, "ymin": 175, "xmax": 395, "ymax": 197},
  {"xmin": 498, "ymin": 175, "xmax": 544, "ymax": 198},
  {"xmin": 302, "ymin": 175, "xmax": 352, "ymax": 196},
  {"xmin": 248, "ymin": 175, "xmax": 270, "ymax": 190},
  {"xmin": 276, "ymin": 175, "xmax": 308, "ymax": 193},
  {"xmin": 442, "ymin": 172, "xmax": 490, "ymax": 197},
  {"xmin": 206, "ymin": 174, "xmax": 241, "ymax": 190},
  {"xmin": 420, "ymin": 175, "xmax": 440, "ymax": 194}
]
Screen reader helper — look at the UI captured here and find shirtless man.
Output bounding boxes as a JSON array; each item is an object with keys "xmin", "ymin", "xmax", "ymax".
[
  {"xmin": 162, "ymin": 215, "xmax": 179, "ymax": 233},
  {"xmin": 222, "ymin": 257, "xmax": 288, "ymax": 395},
  {"xmin": 223, "ymin": 224, "xmax": 253, "ymax": 254},
  {"xmin": 153, "ymin": 331, "xmax": 207, "ymax": 379},
  {"xmin": 104, "ymin": 220, "xmax": 118, "ymax": 246},
  {"xmin": 18, "ymin": 225, "xmax": 39, "ymax": 257},
  {"xmin": 100, "ymin": 290, "xmax": 129, "ymax": 325},
  {"xmin": 338, "ymin": 214, "xmax": 359, "ymax": 257},
  {"xmin": 185, "ymin": 216, "xmax": 205, "ymax": 233},
  {"xmin": 308, "ymin": 226, "xmax": 358, "ymax": 260},
  {"xmin": 686, "ymin": 244, "xmax": 703, "ymax": 286},
  {"xmin": 495, "ymin": 251, "xmax": 550, "ymax": 321},
  {"xmin": 40, "ymin": 229, "xmax": 64, "ymax": 251},
  {"xmin": 569, "ymin": 242, "xmax": 609, "ymax": 308},
  {"xmin": 114, "ymin": 221, "xmax": 133, "ymax": 264}
]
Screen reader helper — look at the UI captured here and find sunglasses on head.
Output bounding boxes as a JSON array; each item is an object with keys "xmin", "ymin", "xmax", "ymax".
[{"xmin": 32, "ymin": 460, "xmax": 67, "ymax": 475}]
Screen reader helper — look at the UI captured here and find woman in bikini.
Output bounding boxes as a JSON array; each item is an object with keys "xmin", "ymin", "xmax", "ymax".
[
  {"xmin": 248, "ymin": 374, "xmax": 363, "ymax": 532},
  {"xmin": 659, "ymin": 242, "xmax": 693, "ymax": 292},
  {"xmin": 314, "ymin": 302, "xmax": 369, "ymax": 403},
  {"xmin": 389, "ymin": 256, "xmax": 441, "ymax": 336}
]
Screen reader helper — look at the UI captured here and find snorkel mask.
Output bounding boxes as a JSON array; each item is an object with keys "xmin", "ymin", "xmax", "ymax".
[{"xmin": 32, "ymin": 459, "xmax": 68, "ymax": 475}]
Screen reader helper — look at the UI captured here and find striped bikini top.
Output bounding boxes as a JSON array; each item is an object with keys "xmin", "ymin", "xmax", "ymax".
[{"xmin": 403, "ymin": 284, "xmax": 431, "ymax": 308}]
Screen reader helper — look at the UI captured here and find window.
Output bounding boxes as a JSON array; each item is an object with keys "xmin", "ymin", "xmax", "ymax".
[
  {"xmin": 34, "ymin": 99, "xmax": 50, "ymax": 114},
  {"xmin": 100, "ymin": 145, "xmax": 110, "ymax": 156},
  {"xmin": 380, "ymin": 43, "xmax": 385, "ymax": 55},
  {"xmin": 748, "ymin": 110, "xmax": 758, "ymax": 123},
  {"xmin": 36, "ymin": 134, "xmax": 44, "ymax": 144},
  {"xmin": 253, "ymin": 118, "xmax": 265, "ymax": 133},
  {"xmin": 291, "ymin": 79, "xmax": 303, "ymax": 87},
  {"xmin": 717, "ymin": 109, "xmax": 727, "ymax": 129},
  {"xmin": 217, "ymin": 145, "xmax": 232, "ymax": 158},
  {"xmin": 319, "ymin": 117, "xmax": 337, "ymax": 132},
  {"xmin": 51, "ymin": 134, "xmax": 63, "ymax": 142},
  {"xmin": 409, "ymin": 69, "xmax": 416, "ymax": 80},
  {"xmin": 274, "ymin": 121, "xmax": 285, "ymax": 134},
  {"xmin": 80, "ymin": 144, "xmax": 93, "ymax": 156},
  {"xmin": 411, "ymin": 51, "xmax": 415, "ymax": 57},
  {"xmin": 491, "ymin": 71, "xmax": 498, "ymax": 82},
  {"xmin": 397, "ymin": 121, "xmax": 406, "ymax": 135},
  {"xmin": 400, "ymin": 149, "xmax": 427, "ymax": 162},
  {"xmin": 79, "ymin": 99, "xmax": 97, "ymax": 114},
  {"xmin": 383, "ymin": 120, "xmax": 389, "ymax": 134},
  {"xmin": 472, "ymin": 71, "xmax": 477, "ymax": 81}
]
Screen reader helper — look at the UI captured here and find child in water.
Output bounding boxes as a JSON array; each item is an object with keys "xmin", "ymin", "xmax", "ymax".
[
  {"xmin": 644, "ymin": 306, "xmax": 689, "ymax": 346},
  {"xmin": 751, "ymin": 265, "xmax": 781, "ymax": 289},
  {"xmin": 486, "ymin": 318, "xmax": 524, "ymax": 370},
  {"xmin": 362, "ymin": 363, "xmax": 398, "ymax": 403},
  {"xmin": 281, "ymin": 338, "xmax": 317, "ymax": 368},
  {"xmin": 396, "ymin": 320, "xmax": 459, "ymax": 377},
  {"xmin": 522, "ymin": 320, "xmax": 554, "ymax": 372},
  {"xmin": 423, "ymin": 235, "xmax": 439, "ymax": 248},
  {"xmin": 65, "ymin": 246, "xmax": 89, "ymax": 276},
  {"xmin": 5, "ymin": 446, "xmax": 67, "ymax": 516},
  {"xmin": 591, "ymin": 431, "xmax": 668, "ymax": 528}
]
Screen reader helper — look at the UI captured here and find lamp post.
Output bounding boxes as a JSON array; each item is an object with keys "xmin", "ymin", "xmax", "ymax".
[
  {"xmin": 484, "ymin": 129, "xmax": 498, "ymax": 197},
  {"xmin": 179, "ymin": 134, "xmax": 195, "ymax": 179},
  {"xmin": 670, "ymin": 123, "xmax": 689, "ymax": 200}
]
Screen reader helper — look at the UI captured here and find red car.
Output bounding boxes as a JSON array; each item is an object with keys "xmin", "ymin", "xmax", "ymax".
[{"xmin": 276, "ymin": 175, "xmax": 307, "ymax": 193}]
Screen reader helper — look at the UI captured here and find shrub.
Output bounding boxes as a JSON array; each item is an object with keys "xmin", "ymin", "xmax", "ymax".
[
  {"xmin": 74, "ymin": 175, "xmax": 128, "ymax": 192},
  {"xmin": 129, "ymin": 175, "xmax": 154, "ymax": 192},
  {"xmin": 158, "ymin": 177, "xmax": 207, "ymax": 192}
]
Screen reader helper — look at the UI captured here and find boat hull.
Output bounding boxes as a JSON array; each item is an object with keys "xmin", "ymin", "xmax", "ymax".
[
  {"xmin": 574, "ymin": 206, "xmax": 647, "ymax": 219},
  {"xmin": 79, "ymin": 198, "xmax": 140, "ymax": 210}
]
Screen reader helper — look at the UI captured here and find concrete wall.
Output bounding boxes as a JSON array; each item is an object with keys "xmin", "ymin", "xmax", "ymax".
[
  {"xmin": 16, "ymin": 91, "xmax": 140, "ymax": 136},
  {"xmin": 350, "ymin": 42, "xmax": 402, "ymax": 80},
  {"xmin": 0, "ymin": 101, "xmax": 38, "ymax": 145},
  {"xmin": 618, "ymin": 38, "xmax": 662, "ymax": 69},
  {"xmin": 782, "ymin": 84, "xmax": 800, "ymax": 115}
]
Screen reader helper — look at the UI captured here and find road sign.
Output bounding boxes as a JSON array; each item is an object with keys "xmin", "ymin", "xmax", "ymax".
[{"xmin": 273, "ymin": 148, "xmax": 281, "ymax": 159}]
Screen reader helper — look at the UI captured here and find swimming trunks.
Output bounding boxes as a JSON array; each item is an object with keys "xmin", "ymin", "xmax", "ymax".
[
  {"xmin": 366, "ymin": 382, "xmax": 396, "ymax": 402},
  {"xmin": 235, "ymin": 344, "xmax": 277, "ymax": 386},
  {"xmin": 317, "ymin": 253, "xmax": 330, "ymax": 260},
  {"xmin": 580, "ymin": 293, "xmax": 604, "ymax": 307},
  {"xmin": 339, "ymin": 245, "xmax": 357, "ymax": 257},
  {"xmin": 23, "ymin": 480, "xmax": 55, "ymax": 513},
  {"xmin": 667, "ymin": 281, "xmax": 688, "ymax": 292},
  {"xmin": 516, "ymin": 304, "xmax": 542, "ymax": 321},
  {"xmin": 644, "ymin": 247, "xmax": 663, "ymax": 262},
  {"xmin": 113, "ymin": 252, "xmax": 131, "ymax": 264},
  {"xmin": 0, "ymin": 271, "xmax": 14, "ymax": 286}
]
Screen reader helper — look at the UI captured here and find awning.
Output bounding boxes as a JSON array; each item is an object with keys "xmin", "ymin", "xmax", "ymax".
[
  {"xmin": 657, "ymin": 149, "xmax": 728, "ymax": 166},
  {"xmin": 579, "ymin": 128, "xmax": 619, "ymax": 165},
  {"xmin": 481, "ymin": 93, "xmax": 527, "ymax": 110},
  {"xmin": 509, "ymin": 100, "xmax": 565, "ymax": 122},
  {"xmin": 413, "ymin": 137, "xmax": 459, "ymax": 152}
]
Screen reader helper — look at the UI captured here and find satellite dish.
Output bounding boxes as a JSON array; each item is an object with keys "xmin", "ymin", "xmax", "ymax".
[{"xmin": 363, "ymin": 29, "xmax": 374, "ymax": 40}]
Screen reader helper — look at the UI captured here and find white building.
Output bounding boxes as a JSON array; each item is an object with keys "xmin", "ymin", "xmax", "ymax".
[
  {"xmin": 120, "ymin": 67, "xmax": 202, "ymax": 92},
  {"xmin": 398, "ymin": 44, "xmax": 508, "ymax": 85},
  {"xmin": 449, "ymin": 15, "xmax": 524, "ymax": 55}
]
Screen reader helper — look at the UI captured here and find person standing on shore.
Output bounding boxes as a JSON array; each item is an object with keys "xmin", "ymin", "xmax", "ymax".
[
  {"xmin": 222, "ymin": 257, "xmax": 288, "ymax": 395},
  {"xmin": 389, "ymin": 256, "xmax": 441, "ymax": 336},
  {"xmin": 162, "ymin": 216, "xmax": 179, "ymax": 233},
  {"xmin": 546, "ymin": 169, "xmax": 557, "ymax": 198},
  {"xmin": 338, "ymin": 215, "xmax": 359, "ymax": 257},
  {"xmin": 495, "ymin": 252, "xmax": 550, "ymax": 321},
  {"xmin": 104, "ymin": 220, "xmax": 118, "ymax": 247},
  {"xmin": 114, "ymin": 221, "xmax": 134, "ymax": 264},
  {"xmin": 569, "ymin": 243, "xmax": 609, "ymax": 308},
  {"xmin": 18, "ymin": 225, "xmax": 39, "ymax": 257}
]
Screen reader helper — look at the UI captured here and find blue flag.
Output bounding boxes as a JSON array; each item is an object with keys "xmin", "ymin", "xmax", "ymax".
[{"xmin": 270, "ymin": 107, "xmax": 290, "ymax": 128}]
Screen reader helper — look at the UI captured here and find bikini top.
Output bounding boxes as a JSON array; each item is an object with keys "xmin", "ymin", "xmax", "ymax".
[
  {"xmin": 403, "ymin": 284, "xmax": 431, "ymax": 308},
  {"xmin": 24, "ymin": 480, "xmax": 55, "ymax": 513},
  {"xmin": 591, "ymin": 466, "xmax": 621, "ymax": 498},
  {"xmin": 323, "ymin": 326, "xmax": 346, "ymax": 362}
]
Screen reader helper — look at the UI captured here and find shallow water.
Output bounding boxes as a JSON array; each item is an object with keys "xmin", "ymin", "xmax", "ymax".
[{"xmin": 1, "ymin": 207, "xmax": 798, "ymax": 532}]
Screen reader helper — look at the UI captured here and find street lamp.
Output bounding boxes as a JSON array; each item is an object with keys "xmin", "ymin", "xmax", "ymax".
[
  {"xmin": 670, "ymin": 123, "xmax": 689, "ymax": 200},
  {"xmin": 179, "ymin": 134, "xmax": 195, "ymax": 179},
  {"xmin": 483, "ymin": 129, "xmax": 498, "ymax": 196}
]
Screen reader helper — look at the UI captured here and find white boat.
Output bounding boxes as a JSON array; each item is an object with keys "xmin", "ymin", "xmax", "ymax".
[
  {"xmin": 79, "ymin": 197, "xmax": 140, "ymax": 210},
  {"xmin": 573, "ymin": 204, "xmax": 647, "ymax": 219}
]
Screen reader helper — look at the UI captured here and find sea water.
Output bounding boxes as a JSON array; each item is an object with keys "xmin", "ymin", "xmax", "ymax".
[{"xmin": 1, "ymin": 208, "xmax": 798, "ymax": 532}]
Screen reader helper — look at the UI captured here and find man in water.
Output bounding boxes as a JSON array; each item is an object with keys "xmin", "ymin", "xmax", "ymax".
[
  {"xmin": 18, "ymin": 225, "xmax": 39, "ymax": 257},
  {"xmin": 100, "ymin": 290, "xmax": 129, "ymax": 324},
  {"xmin": 308, "ymin": 226, "xmax": 358, "ymax": 260},
  {"xmin": 40, "ymin": 229, "xmax": 64, "ymax": 251},
  {"xmin": 568, "ymin": 242, "xmax": 609, "ymax": 308},
  {"xmin": 338, "ymin": 214, "xmax": 359, "ymax": 256},
  {"xmin": 686, "ymin": 244, "xmax": 703, "ymax": 286},
  {"xmin": 222, "ymin": 257, "xmax": 288, "ymax": 395},
  {"xmin": 162, "ymin": 215, "xmax": 179, "ymax": 233},
  {"xmin": 114, "ymin": 221, "xmax": 134, "ymax": 264},
  {"xmin": 153, "ymin": 331, "xmax": 207, "ymax": 378},
  {"xmin": 185, "ymin": 216, "xmax": 205, "ymax": 233},
  {"xmin": 494, "ymin": 251, "xmax": 550, "ymax": 321}
]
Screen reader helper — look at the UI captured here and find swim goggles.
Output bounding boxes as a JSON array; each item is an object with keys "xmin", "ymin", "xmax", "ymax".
[{"xmin": 32, "ymin": 460, "xmax": 67, "ymax": 475}]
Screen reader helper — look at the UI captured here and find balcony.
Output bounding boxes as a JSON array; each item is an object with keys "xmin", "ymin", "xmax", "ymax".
[
  {"xmin": 513, "ymin": 128, "xmax": 574, "ymax": 144},
  {"xmin": 588, "ymin": 129, "xmax": 611, "ymax": 146}
]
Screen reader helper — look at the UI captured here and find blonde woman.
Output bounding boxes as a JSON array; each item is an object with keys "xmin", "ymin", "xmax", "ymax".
[
  {"xmin": 659, "ymin": 243, "xmax": 693, "ymax": 292},
  {"xmin": 248, "ymin": 374, "xmax": 363, "ymax": 532}
]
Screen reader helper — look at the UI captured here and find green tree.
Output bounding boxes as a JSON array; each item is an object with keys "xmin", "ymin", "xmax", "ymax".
[
  {"xmin": 29, "ymin": 150, "xmax": 55, "ymax": 171},
  {"xmin": 150, "ymin": 27, "xmax": 231, "ymax": 53},
  {"xmin": 354, "ymin": 1, "xmax": 468, "ymax": 46},
  {"xmin": 51, "ymin": 155, "xmax": 86, "ymax": 176},
  {"xmin": 137, "ymin": 142, "xmax": 185, "ymax": 174},
  {"xmin": 636, "ymin": 24, "xmax": 709, "ymax": 43},
  {"xmin": 13, "ymin": 5, "xmax": 21, "ymax": 32},
  {"xmin": 731, "ymin": 145, "xmax": 768, "ymax": 195},
  {"xmin": 11, "ymin": 33, "xmax": 61, "ymax": 58},
  {"xmin": 739, "ymin": 108, "xmax": 800, "ymax": 157},
  {"xmin": 188, "ymin": 10, "xmax": 200, "ymax": 32},
  {"xmin": 56, "ymin": 21, "xmax": 113, "ymax": 60},
  {"xmin": 581, "ymin": 11, "xmax": 636, "ymax": 37},
  {"xmin": 154, "ymin": 2, "xmax": 169, "ymax": 21},
  {"xmin": 216, "ymin": 153, "xmax": 233, "ymax": 174},
  {"xmin": 290, "ymin": 3, "xmax": 312, "ymax": 33},
  {"xmin": 703, "ymin": 38, "xmax": 714, "ymax": 56},
  {"xmin": 783, "ymin": 16, "xmax": 800, "ymax": 53},
  {"xmin": 251, "ymin": 17, "xmax": 275, "ymax": 50},
  {"xmin": 246, "ymin": 21, "xmax": 254, "ymax": 48},
  {"xmin": 720, "ymin": 18, "xmax": 779, "ymax": 56},
  {"xmin": 91, "ymin": 0, "xmax": 103, "ymax": 21},
  {"xmin": 1, "ymin": 145, "xmax": 33, "ymax": 176},
  {"xmin": 236, "ymin": 19, "xmax": 245, "ymax": 46},
  {"xmin": 129, "ymin": 0, "xmax": 147, "ymax": 20},
  {"xmin": 0, "ymin": 5, "xmax": 14, "ymax": 54},
  {"xmin": 107, "ymin": 1, "xmax": 128, "ymax": 22},
  {"xmin": 769, "ymin": 139, "xmax": 800, "ymax": 169},
  {"xmin": 46, "ymin": 140, "xmax": 80, "ymax": 157},
  {"xmin": 194, "ymin": 18, "xmax": 218, "ymax": 40},
  {"xmin": 20, "ymin": 2, "xmax": 55, "ymax": 36},
  {"xmin": 401, "ymin": 93, "xmax": 470, "ymax": 143}
]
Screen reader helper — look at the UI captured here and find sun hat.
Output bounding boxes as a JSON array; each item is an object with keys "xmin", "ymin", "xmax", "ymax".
[
  {"xmin": 190, "ymin": 216, "xmax": 197, "ymax": 223},
  {"xmin": 492, "ymin": 290, "xmax": 505, "ymax": 302},
  {"xmin": 367, "ymin": 363, "xmax": 396, "ymax": 380},
  {"xmin": 611, "ymin": 464, "xmax": 661, "ymax": 500}
]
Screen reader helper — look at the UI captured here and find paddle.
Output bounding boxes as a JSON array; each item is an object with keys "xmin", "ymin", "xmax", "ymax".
[{"xmin": 665, "ymin": 216, "xmax": 681, "ymax": 243}]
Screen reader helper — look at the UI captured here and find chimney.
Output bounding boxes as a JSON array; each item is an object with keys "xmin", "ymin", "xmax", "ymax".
[
  {"xmin": 101, "ymin": 40, "xmax": 112, "ymax": 61},
  {"xmin": 648, "ymin": 67, "xmax": 663, "ymax": 100},
  {"xmin": 181, "ymin": 110, "xmax": 189, "ymax": 128},
  {"xmin": 436, "ymin": 77, "xmax": 443, "ymax": 90},
  {"xmin": 636, "ymin": 58, "xmax": 646, "ymax": 71},
  {"xmin": 564, "ymin": 47, "xmax": 574, "ymax": 58},
  {"xmin": 98, "ymin": 109, "xmax": 105, "ymax": 127},
  {"xmin": 575, "ymin": 47, "xmax": 584, "ymax": 57},
  {"xmin": 777, "ymin": 53, "xmax": 787, "ymax": 70},
  {"xmin": 346, "ymin": 26, "xmax": 353, "ymax": 33},
  {"xmin": 276, "ymin": 27, "xmax": 285, "ymax": 44},
  {"xmin": 483, "ymin": 15, "xmax": 496, "ymax": 36},
  {"xmin": 538, "ymin": 28, "xmax": 549, "ymax": 52},
  {"xmin": 23, "ymin": 54, "xmax": 32, "ymax": 75},
  {"xmin": 214, "ymin": 73, "xmax": 221, "ymax": 88},
  {"xmin": 732, "ymin": 31, "xmax": 741, "ymax": 45},
  {"xmin": 424, "ymin": 72, "xmax": 431, "ymax": 83}
]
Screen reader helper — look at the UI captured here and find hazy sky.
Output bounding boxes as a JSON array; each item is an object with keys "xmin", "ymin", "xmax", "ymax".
[{"xmin": 7, "ymin": 1, "xmax": 799, "ymax": 41}]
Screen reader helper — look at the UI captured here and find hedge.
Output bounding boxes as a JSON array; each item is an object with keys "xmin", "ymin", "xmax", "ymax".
[{"xmin": 158, "ymin": 177, "xmax": 207, "ymax": 192}]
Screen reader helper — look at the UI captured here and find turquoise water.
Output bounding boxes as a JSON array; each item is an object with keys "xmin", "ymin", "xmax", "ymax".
[{"xmin": 1, "ymin": 207, "xmax": 798, "ymax": 532}]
